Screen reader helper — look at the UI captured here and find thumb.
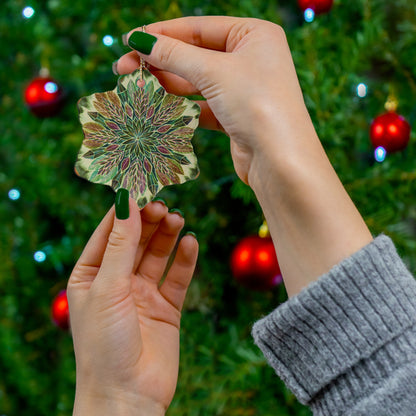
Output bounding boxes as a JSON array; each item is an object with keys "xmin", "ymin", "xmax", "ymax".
[
  {"xmin": 97, "ymin": 190, "xmax": 141, "ymax": 288},
  {"xmin": 126, "ymin": 30, "xmax": 217, "ymax": 92}
]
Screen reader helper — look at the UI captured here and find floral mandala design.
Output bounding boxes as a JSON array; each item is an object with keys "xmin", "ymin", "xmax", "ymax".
[{"xmin": 75, "ymin": 68, "xmax": 200, "ymax": 208}]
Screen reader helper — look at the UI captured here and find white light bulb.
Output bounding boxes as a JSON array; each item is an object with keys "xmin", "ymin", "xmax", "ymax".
[
  {"xmin": 304, "ymin": 8, "xmax": 315, "ymax": 23},
  {"xmin": 103, "ymin": 35, "xmax": 114, "ymax": 46},
  {"xmin": 356, "ymin": 83, "xmax": 368, "ymax": 98},
  {"xmin": 8, "ymin": 189, "xmax": 21, "ymax": 200},
  {"xmin": 23, "ymin": 6, "xmax": 35, "ymax": 19},
  {"xmin": 34, "ymin": 250, "xmax": 47, "ymax": 262},
  {"xmin": 374, "ymin": 146, "xmax": 387, "ymax": 163}
]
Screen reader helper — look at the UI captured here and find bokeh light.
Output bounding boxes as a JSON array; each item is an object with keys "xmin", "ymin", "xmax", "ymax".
[
  {"xmin": 8, "ymin": 189, "xmax": 21, "ymax": 200},
  {"xmin": 22, "ymin": 6, "xmax": 35, "ymax": 19},
  {"xmin": 103, "ymin": 35, "xmax": 114, "ymax": 46},
  {"xmin": 374, "ymin": 146, "xmax": 387, "ymax": 163},
  {"xmin": 356, "ymin": 83, "xmax": 368, "ymax": 98},
  {"xmin": 34, "ymin": 250, "xmax": 47, "ymax": 262},
  {"xmin": 44, "ymin": 81, "xmax": 58, "ymax": 93},
  {"xmin": 304, "ymin": 8, "xmax": 315, "ymax": 22}
]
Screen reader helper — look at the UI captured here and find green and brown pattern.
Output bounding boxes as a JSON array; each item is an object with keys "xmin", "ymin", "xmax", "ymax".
[{"xmin": 75, "ymin": 68, "xmax": 200, "ymax": 208}]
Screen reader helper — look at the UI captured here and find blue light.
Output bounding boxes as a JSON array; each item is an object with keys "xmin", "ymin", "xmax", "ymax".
[
  {"xmin": 103, "ymin": 35, "xmax": 114, "ymax": 46},
  {"xmin": 304, "ymin": 8, "xmax": 315, "ymax": 22},
  {"xmin": 22, "ymin": 6, "xmax": 35, "ymax": 18},
  {"xmin": 44, "ymin": 81, "xmax": 58, "ymax": 94},
  {"xmin": 34, "ymin": 250, "xmax": 47, "ymax": 262},
  {"xmin": 356, "ymin": 83, "xmax": 368, "ymax": 98},
  {"xmin": 8, "ymin": 189, "xmax": 20, "ymax": 200},
  {"xmin": 374, "ymin": 146, "xmax": 387, "ymax": 163}
]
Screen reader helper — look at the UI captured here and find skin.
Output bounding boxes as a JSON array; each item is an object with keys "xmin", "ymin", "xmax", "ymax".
[
  {"xmin": 70, "ymin": 16, "xmax": 373, "ymax": 415},
  {"xmin": 68, "ymin": 200, "xmax": 198, "ymax": 415}
]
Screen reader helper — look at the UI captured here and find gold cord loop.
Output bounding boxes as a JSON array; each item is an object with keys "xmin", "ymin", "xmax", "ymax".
[{"xmin": 139, "ymin": 26, "xmax": 146, "ymax": 82}]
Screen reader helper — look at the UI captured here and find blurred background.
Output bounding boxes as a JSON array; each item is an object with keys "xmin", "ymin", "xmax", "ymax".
[{"xmin": 1, "ymin": 0, "xmax": 416, "ymax": 414}]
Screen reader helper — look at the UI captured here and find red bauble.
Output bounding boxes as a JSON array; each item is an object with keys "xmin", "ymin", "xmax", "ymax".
[
  {"xmin": 24, "ymin": 76, "xmax": 63, "ymax": 117},
  {"xmin": 51, "ymin": 290, "xmax": 69, "ymax": 330},
  {"xmin": 298, "ymin": 0, "xmax": 334, "ymax": 14},
  {"xmin": 230, "ymin": 235, "xmax": 282, "ymax": 290},
  {"xmin": 370, "ymin": 111, "xmax": 411, "ymax": 153}
]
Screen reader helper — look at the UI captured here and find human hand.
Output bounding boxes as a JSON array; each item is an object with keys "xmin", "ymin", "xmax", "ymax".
[
  {"xmin": 115, "ymin": 16, "xmax": 312, "ymax": 185},
  {"xmin": 116, "ymin": 17, "xmax": 372, "ymax": 297},
  {"xmin": 67, "ymin": 198, "xmax": 198, "ymax": 415}
]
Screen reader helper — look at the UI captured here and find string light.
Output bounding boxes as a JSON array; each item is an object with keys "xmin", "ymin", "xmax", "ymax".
[
  {"xmin": 356, "ymin": 83, "xmax": 368, "ymax": 98},
  {"xmin": 44, "ymin": 81, "xmax": 58, "ymax": 93},
  {"xmin": 103, "ymin": 35, "xmax": 114, "ymax": 46},
  {"xmin": 34, "ymin": 250, "xmax": 47, "ymax": 263},
  {"xmin": 22, "ymin": 6, "xmax": 35, "ymax": 19},
  {"xmin": 304, "ymin": 8, "xmax": 315, "ymax": 22},
  {"xmin": 8, "ymin": 189, "xmax": 20, "ymax": 200},
  {"xmin": 374, "ymin": 146, "xmax": 387, "ymax": 163}
]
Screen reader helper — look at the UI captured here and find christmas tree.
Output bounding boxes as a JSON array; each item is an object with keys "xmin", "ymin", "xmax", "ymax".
[{"xmin": 1, "ymin": 0, "xmax": 415, "ymax": 415}]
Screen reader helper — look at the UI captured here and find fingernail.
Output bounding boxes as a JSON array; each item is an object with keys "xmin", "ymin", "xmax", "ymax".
[
  {"xmin": 186, "ymin": 231, "xmax": 197, "ymax": 239},
  {"xmin": 122, "ymin": 33, "xmax": 129, "ymax": 46},
  {"xmin": 152, "ymin": 197, "xmax": 167, "ymax": 206},
  {"xmin": 128, "ymin": 31, "xmax": 157, "ymax": 55},
  {"xmin": 168, "ymin": 208, "xmax": 184, "ymax": 218},
  {"xmin": 115, "ymin": 188, "xmax": 129, "ymax": 220},
  {"xmin": 112, "ymin": 60, "xmax": 119, "ymax": 75}
]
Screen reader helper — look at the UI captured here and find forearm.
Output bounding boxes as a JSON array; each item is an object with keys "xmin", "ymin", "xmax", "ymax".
[{"xmin": 248, "ymin": 104, "xmax": 373, "ymax": 296}]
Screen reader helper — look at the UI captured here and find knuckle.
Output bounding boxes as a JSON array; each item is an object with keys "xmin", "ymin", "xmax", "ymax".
[
  {"xmin": 107, "ymin": 228, "xmax": 135, "ymax": 251},
  {"xmin": 157, "ymin": 40, "xmax": 178, "ymax": 67}
]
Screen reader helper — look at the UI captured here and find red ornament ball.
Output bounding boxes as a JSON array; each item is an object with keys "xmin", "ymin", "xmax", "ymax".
[
  {"xmin": 51, "ymin": 290, "xmax": 70, "ymax": 330},
  {"xmin": 230, "ymin": 235, "xmax": 282, "ymax": 290},
  {"xmin": 24, "ymin": 76, "xmax": 63, "ymax": 117},
  {"xmin": 370, "ymin": 111, "xmax": 411, "ymax": 153},
  {"xmin": 298, "ymin": 0, "xmax": 334, "ymax": 14}
]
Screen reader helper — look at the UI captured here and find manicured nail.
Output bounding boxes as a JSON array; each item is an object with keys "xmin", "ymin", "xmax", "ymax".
[
  {"xmin": 128, "ymin": 31, "xmax": 157, "ymax": 55},
  {"xmin": 168, "ymin": 208, "xmax": 184, "ymax": 218},
  {"xmin": 122, "ymin": 33, "xmax": 129, "ymax": 46},
  {"xmin": 115, "ymin": 188, "xmax": 129, "ymax": 220},
  {"xmin": 152, "ymin": 197, "xmax": 167, "ymax": 206},
  {"xmin": 186, "ymin": 231, "xmax": 197, "ymax": 239},
  {"xmin": 112, "ymin": 60, "xmax": 119, "ymax": 75}
]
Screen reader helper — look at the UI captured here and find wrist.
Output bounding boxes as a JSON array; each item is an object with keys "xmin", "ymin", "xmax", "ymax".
[
  {"xmin": 73, "ymin": 388, "xmax": 166, "ymax": 416},
  {"xmin": 246, "ymin": 109, "xmax": 372, "ymax": 296}
]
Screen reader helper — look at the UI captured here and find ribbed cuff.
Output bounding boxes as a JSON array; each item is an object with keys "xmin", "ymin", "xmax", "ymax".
[{"xmin": 252, "ymin": 235, "xmax": 416, "ymax": 414}]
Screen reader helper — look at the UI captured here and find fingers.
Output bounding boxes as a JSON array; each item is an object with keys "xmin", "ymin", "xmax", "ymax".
[
  {"xmin": 96, "ymin": 198, "xmax": 142, "ymax": 288},
  {"xmin": 145, "ymin": 16, "xmax": 244, "ymax": 50},
  {"xmin": 122, "ymin": 20, "xmax": 228, "ymax": 92},
  {"xmin": 135, "ymin": 210, "xmax": 185, "ymax": 284},
  {"xmin": 159, "ymin": 233, "xmax": 198, "ymax": 311},
  {"xmin": 69, "ymin": 206, "xmax": 116, "ymax": 284},
  {"xmin": 133, "ymin": 200, "xmax": 169, "ymax": 271}
]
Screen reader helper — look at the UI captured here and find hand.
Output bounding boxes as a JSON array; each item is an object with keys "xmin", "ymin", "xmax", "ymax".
[
  {"xmin": 116, "ymin": 16, "xmax": 309, "ymax": 185},
  {"xmin": 67, "ymin": 199, "xmax": 198, "ymax": 415},
  {"xmin": 116, "ymin": 16, "xmax": 372, "ymax": 296},
  {"xmin": 116, "ymin": 16, "xmax": 372, "ymax": 297}
]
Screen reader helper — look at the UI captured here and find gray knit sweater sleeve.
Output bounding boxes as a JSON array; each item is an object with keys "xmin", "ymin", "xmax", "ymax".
[{"xmin": 252, "ymin": 235, "xmax": 416, "ymax": 416}]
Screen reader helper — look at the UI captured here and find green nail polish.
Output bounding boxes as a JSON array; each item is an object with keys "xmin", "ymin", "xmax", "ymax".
[
  {"xmin": 153, "ymin": 197, "xmax": 167, "ymax": 206},
  {"xmin": 128, "ymin": 31, "xmax": 157, "ymax": 55},
  {"xmin": 115, "ymin": 188, "xmax": 129, "ymax": 219},
  {"xmin": 169, "ymin": 208, "xmax": 184, "ymax": 218},
  {"xmin": 186, "ymin": 231, "xmax": 197, "ymax": 239}
]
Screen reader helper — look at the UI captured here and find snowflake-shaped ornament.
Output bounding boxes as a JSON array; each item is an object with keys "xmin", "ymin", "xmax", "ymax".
[{"xmin": 75, "ymin": 68, "xmax": 200, "ymax": 208}]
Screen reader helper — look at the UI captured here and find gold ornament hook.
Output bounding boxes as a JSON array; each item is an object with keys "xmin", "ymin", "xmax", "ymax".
[
  {"xmin": 258, "ymin": 220, "xmax": 270, "ymax": 238},
  {"xmin": 139, "ymin": 26, "xmax": 146, "ymax": 83},
  {"xmin": 384, "ymin": 95, "xmax": 398, "ymax": 112}
]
